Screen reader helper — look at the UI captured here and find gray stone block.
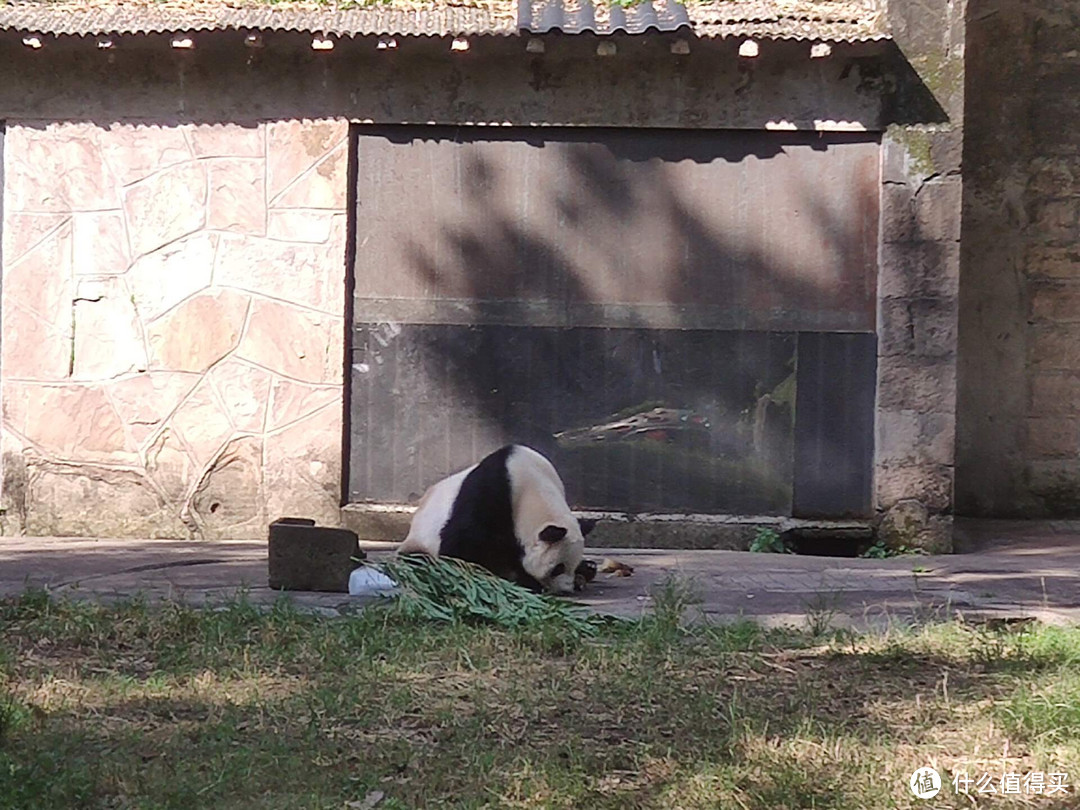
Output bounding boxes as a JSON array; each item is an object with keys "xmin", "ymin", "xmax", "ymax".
[
  {"xmin": 880, "ymin": 241, "xmax": 959, "ymax": 299},
  {"xmin": 1027, "ymin": 460, "xmax": 1080, "ymax": 516},
  {"xmin": 877, "ymin": 410, "xmax": 956, "ymax": 467},
  {"xmin": 912, "ymin": 297, "xmax": 959, "ymax": 358},
  {"xmin": 267, "ymin": 518, "xmax": 363, "ymax": 592},
  {"xmin": 879, "ymin": 294, "xmax": 960, "ymax": 362},
  {"xmin": 881, "ymin": 183, "xmax": 918, "ymax": 243},
  {"xmin": 914, "ymin": 178, "xmax": 962, "ymax": 242},
  {"xmin": 876, "ymin": 500, "xmax": 954, "ymax": 554},
  {"xmin": 877, "ymin": 354, "xmax": 957, "ymax": 413},
  {"xmin": 876, "ymin": 462, "xmax": 954, "ymax": 513}
]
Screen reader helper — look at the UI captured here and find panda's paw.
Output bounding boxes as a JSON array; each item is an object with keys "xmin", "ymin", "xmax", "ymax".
[{"xmin": 575, "ymin": 559, "xmax": 598, "ymax": 583}]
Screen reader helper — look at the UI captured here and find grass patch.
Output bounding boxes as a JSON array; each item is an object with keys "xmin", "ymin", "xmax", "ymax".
[
  {"xmin": 1, "ymin": 591, "xmax": 1079, "ymax": 809},
  {"xmin": 748, "ymin": 527, "xmax": 791, "ymax": 555}
]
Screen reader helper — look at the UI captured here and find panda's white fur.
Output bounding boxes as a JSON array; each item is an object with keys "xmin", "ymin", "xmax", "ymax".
[{"xmin": 398, "ymin": 445, "xmax": 587, "ymax": 594}]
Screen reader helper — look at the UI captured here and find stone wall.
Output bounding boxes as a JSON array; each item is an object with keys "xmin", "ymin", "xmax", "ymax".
[
  {"xmin": 957, "ymin": 0, "xmax": 1080, "ymax": 516},
  {"xmin": 0, "ymin": 27, "xmax": 968, "ymax": 542},
  {"xmin": 1, "ymin": 120, "xmax": 348, "ymax": 538},
  {"xmin": 873, "ymin": 0, "xmax": 965, "ymax": 551}
]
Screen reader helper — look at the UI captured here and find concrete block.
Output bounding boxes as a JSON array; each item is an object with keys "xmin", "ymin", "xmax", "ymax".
[
  {"xmin": 876, "ymin": 462, "xmax": 954, "ymax": 512},
  {"xmin": 879, "ymin": 299, "xmax": 915, "ymax": 356},
  {"xmin": 911, "ymin": 297, "xmax": 959, "ymax": 357},
  {"xmin": 1027, "ymin": 460, "xmax": 1080, "ymax": 515},
  {"xmin": 584, "ymin": 519, "xmax": 754, "ymax": 550},
  {"xmin": 879, "ymin": 241, "xmax": 959, "ymax": 299},
  {"xmin": 1029, "ymin": 372, "xmax": 1080, "ymax": 414},
  {"xmin": 1027, "ymin": 156, "xmax": 1080, "ymax": 197},
  {"xmin": 914, "ymin": 179, "xmax": 962, "ymax": 242},
  {"xmin": 882, "ymin": 130, "xmax": 961, "ymax": 185},
  {"xmin": 1025, "ymin": 245, "xmax": 1080, "ymax": 279},
  {"xmin": 881, "ymin": 183, "xmax": 918, "ymax": 243},
  {"xmin": 880, "ymin": 297, "xmax": 956, "ymax": 358},
  {"xmin": 877, "ymin": 409, "xmax": 955, "ymax": 466},
  {"xmin": 1029, "ymin": 198, "xmax": 1079, "ymax": 237},
  {"xmin": 1025, "ymin": 416, "xmax": 1080, "ymax": 458},
  {"xmin": 881, "ymin": 136, "xmax": 912, "ymax": 185},
  {"xmin": 268, "ymin": 518, "xmax": 363, "ymax": 592},
  {"xmin": 876, "ymin": 499, "xmax": 953, "ymax": 554},
  {"xmin": 1031, "ymin": 325, "xmax": 1080, "ymax": 370},
  {"xmin": 1030, "ymin": 282, "xmax": 1080, "ymax": 322},
  {"xmin": 928, "ymin": 130, "xmax": 963, "ymax": 177},
  {"xmin": 877, "ymin": 354, "xmax": 956, "ymax": 413}
]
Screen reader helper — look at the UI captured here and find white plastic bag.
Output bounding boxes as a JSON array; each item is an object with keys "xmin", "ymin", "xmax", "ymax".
[{"xmin": 348, "ymin": 566, "xmax": 399, "ymax": 597}]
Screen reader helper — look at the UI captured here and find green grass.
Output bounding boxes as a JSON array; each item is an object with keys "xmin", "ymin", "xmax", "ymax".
[{"xmin": 2, "ymin": 590, "xmax": 1079, "ymax": 809}]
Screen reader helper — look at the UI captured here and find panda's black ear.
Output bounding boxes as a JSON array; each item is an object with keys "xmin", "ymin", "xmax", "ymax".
[
  {"xmin": 539, "ymin": 525, "xmax": 568, "ymax": 544},
  {"xmin": 578, "ymin": 518, "xmax": 597, "ymax": 537}
]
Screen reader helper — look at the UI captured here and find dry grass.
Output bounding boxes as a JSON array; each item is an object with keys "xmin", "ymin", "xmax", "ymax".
[{"xmin": 1, "ymin": 588, "xmax": 1079, "ymax": 809}]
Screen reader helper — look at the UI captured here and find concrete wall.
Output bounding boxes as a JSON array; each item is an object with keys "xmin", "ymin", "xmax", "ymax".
[
  {"xmin": 957, "ymin": 0, "xmax": 1080, "ymax": 516},
  {"xmin": 1, "ymin": 121, "xmax": 348, "ymax": 537}
]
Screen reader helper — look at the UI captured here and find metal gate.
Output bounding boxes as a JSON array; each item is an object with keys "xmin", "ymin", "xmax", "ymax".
[{"xmin": 348, "ymin": 126, "xmax": 880, "ymax": 517}]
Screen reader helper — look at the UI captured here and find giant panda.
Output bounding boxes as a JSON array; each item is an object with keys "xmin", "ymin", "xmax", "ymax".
[{"xmin": 398, "ymin": 444, "xmax": 596, "ymax": 594}]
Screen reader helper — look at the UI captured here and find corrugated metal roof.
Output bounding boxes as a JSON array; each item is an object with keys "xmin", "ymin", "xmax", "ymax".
[
  {"xmin": 519, "ymin": 0, "xmax": 692, "ymax": 35},
  {"xmin": 688, "ymin": 0, "xmax": 887, "ymax": 41},
  {"xmin": 0, "ymin": 4, "xmax": 518, "ymax": 37},
  {"xmin": 0, "ymin": 0, "xmax": 888, "ymax": 41}
]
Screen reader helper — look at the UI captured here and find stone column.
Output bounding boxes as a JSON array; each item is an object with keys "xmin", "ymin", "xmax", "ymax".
[{"xmin": 875, "ymin": 0, "xmax": 966, "ymax": 551}]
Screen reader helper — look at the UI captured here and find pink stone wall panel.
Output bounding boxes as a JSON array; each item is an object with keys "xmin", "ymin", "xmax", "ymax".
[
  {"xmin": 2, "ymin": 220, "xmax": 75, "ymax": 381},
  {"xmin": 206, "ymin": 159, "xmax": 266, "ymax": 235},
  {"xmin": 1, "ymin": 120, "xmax": 348, "ymax": 538},
  {"xmin": 146, "ymin": 289, "xmax": 250, "ymax": 373},
  {"xmin": 187, "ymin": 124, "xmax": 265, "ymax": 159},
  {"xmin": 127, "ymin": 233, "xmax": 218, "ymax": 321},
  {"xmin": 72, "ymin": 212, "xmax": 131, "ymax": 277},
  {"xmin": 72, "ymin": 276, "xmax": 148, "ymax": 380},
  {"xmin": 122, "ymin": 162, "xmax": 208, "ymax": 256},
  {"xmin": 207, "ymin": 359, "xmax": 273, "ymax": 433}
]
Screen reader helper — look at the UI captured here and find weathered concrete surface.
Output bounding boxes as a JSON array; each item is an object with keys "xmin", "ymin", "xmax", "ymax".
[
  {"xmin": 0, "ymin": 35, "xmax": 899, "ymax": 132},
  {"xmin": 2, "ymin": 519, "xmax": 1077, "ymax": 628},
  {"xmin": 957, "ymin": 0, "xmax": 1080, "ymax": 516},
  {"xmin": 1, "ymin": 120, "xmax": 348, "ymax": 539}
]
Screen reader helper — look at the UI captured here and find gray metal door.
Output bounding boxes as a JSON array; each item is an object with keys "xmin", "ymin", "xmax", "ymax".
[{"xmin": 348, "ymin": 126, "xmax": 880, "ymax": 517}]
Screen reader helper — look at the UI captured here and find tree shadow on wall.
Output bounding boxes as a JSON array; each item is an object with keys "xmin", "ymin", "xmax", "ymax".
[{"xmin": 349, "ymin": 126, "xmax": 880, "ymax": 515}]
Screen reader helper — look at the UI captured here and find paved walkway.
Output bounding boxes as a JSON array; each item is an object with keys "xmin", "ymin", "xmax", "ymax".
[{"xmin": 2, "ymin": 519, "xmax": 1079, "ymax": 628}]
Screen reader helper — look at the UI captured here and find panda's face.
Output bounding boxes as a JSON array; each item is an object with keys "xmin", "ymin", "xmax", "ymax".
[{"xmin": 521, "ymin": 522, "xmax": 586, "ymax": 595}]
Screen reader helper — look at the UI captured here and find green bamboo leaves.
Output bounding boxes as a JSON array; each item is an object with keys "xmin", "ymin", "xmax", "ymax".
[{"xmin": 379, "ymin": 556, "xmax": 606, "ymax": 638}]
